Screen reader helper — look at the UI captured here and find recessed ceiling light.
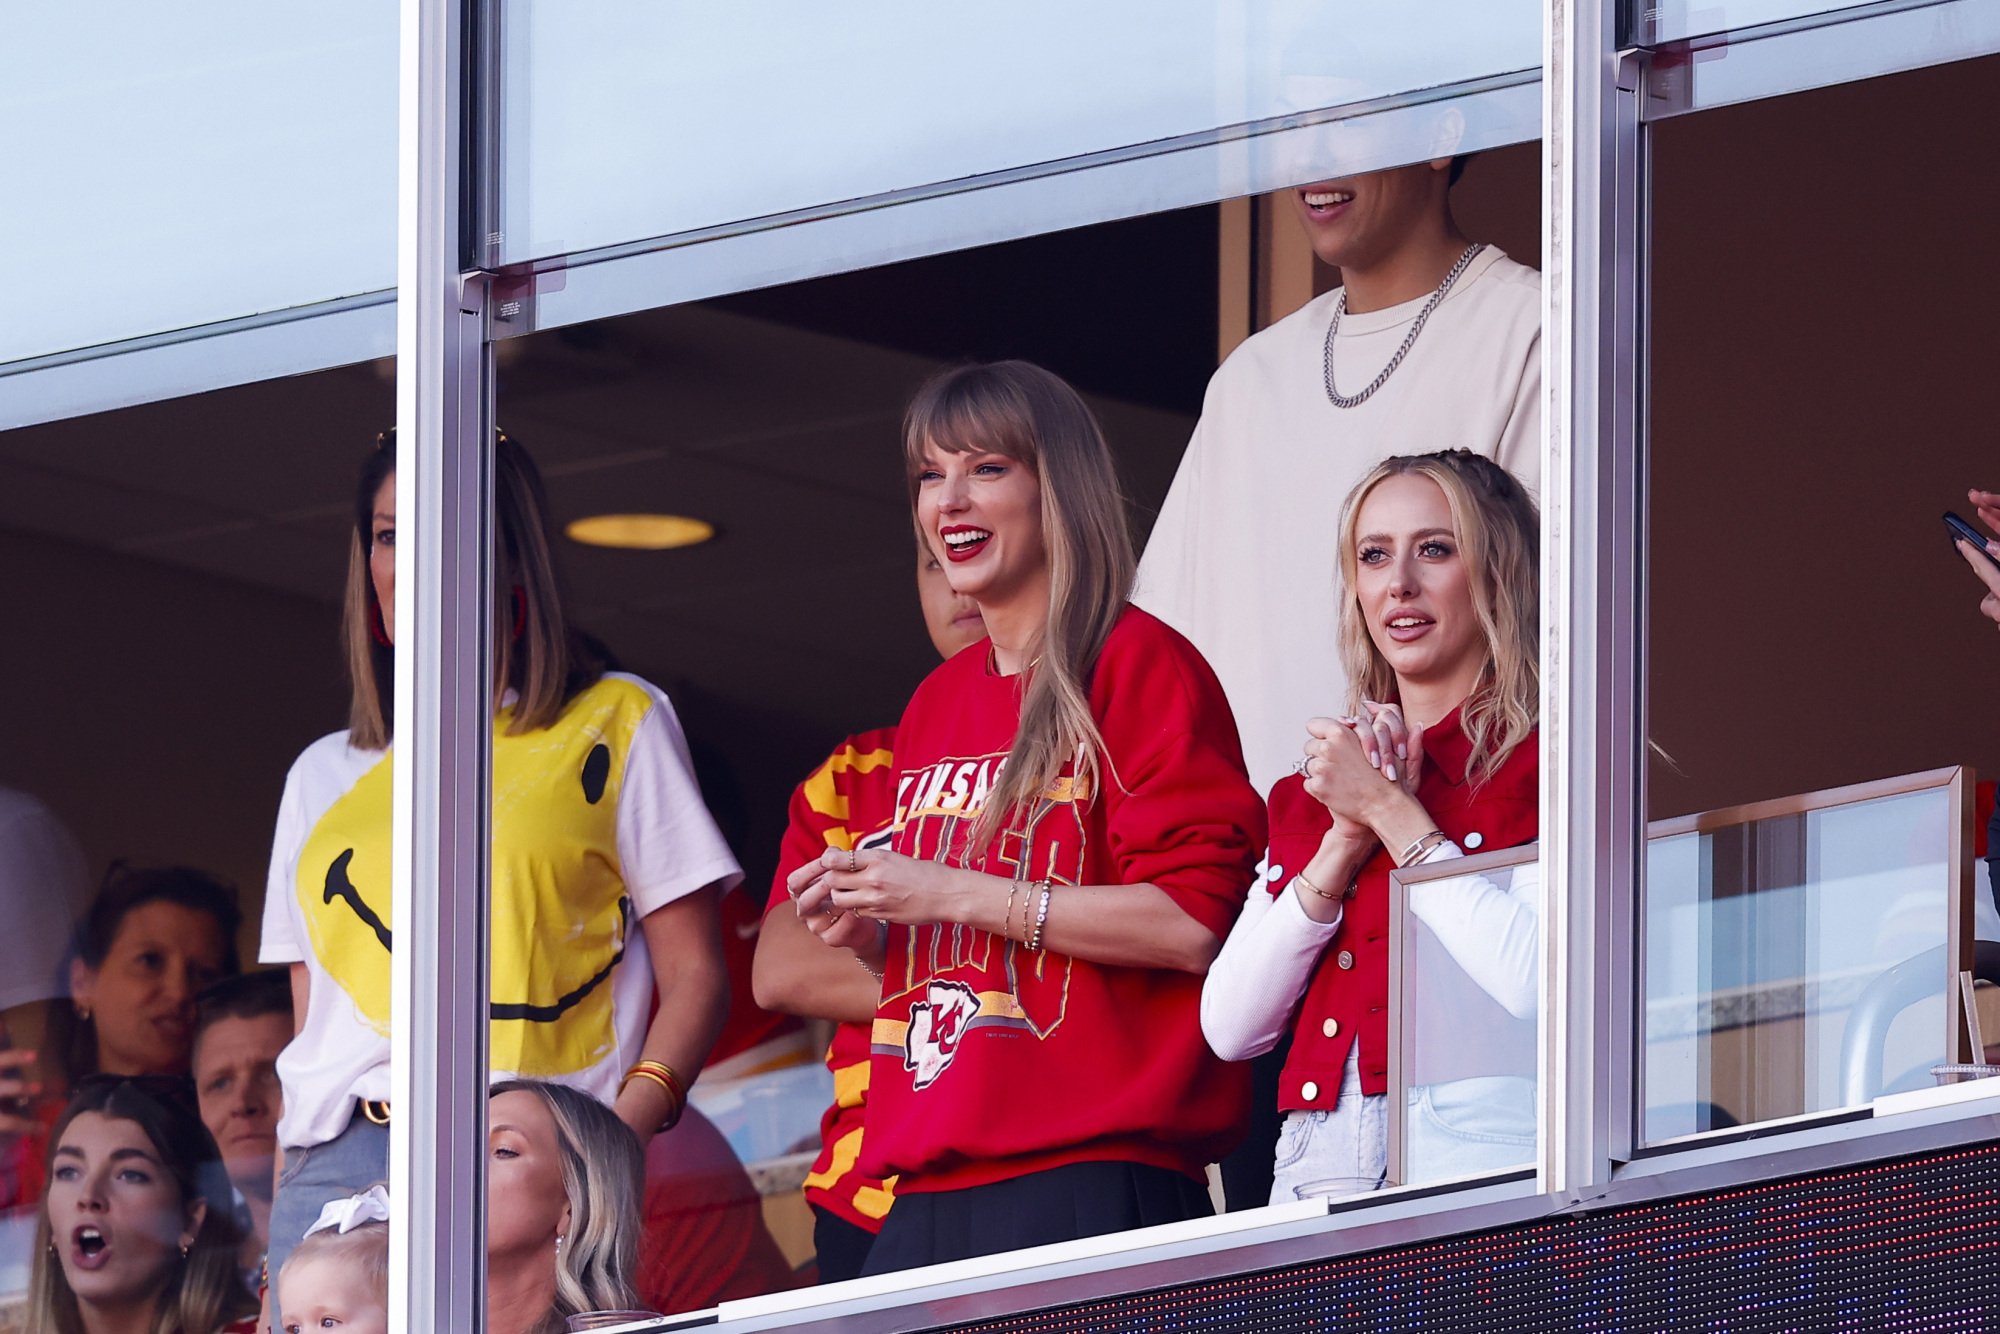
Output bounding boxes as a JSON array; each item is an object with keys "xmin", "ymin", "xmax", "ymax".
[{"xmin": 565, "ymin": 514, "xmax": 716, "ymax": 550}]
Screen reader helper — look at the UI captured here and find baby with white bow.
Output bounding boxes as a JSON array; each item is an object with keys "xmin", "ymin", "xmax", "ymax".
[{"xmin": 276, "ymin": 1183, "xmax": 390, "ymax": 1334}]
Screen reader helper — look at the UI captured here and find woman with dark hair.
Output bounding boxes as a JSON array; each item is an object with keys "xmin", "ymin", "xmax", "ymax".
[
  {"xmin": 1202, "ymin": 449, "xmax": 1542, "ymax": 1202},
  {"xmin": 0, "ymin": 867, "xmax": 242, "ymax": 1231},
  {"xmin": 28, "ymin": 1078, "xmax": 258, "ymax": 1334},
  {"xmin": 258, "ymin": 430, "xmax": 739, "ymax": 1302},
  {"xmin": 789, "ymin": 361, "xmax": 1266, "ymax": 1272},
  {"xmin": 67, "ymin": 866, "xmax": 241, "ymax": 1083}
]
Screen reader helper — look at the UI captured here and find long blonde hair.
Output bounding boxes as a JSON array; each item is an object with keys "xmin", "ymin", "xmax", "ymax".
[
  {"xmin": 1334, "ymin": 450, "xmax": 1539, "ymax": 785},
  {"xmin": 28, "ymin": 1080, "xmax": 257, "ymax": 1334},
  {"xmin": 341, "ymin": 430, "xmax": 603, "ymax": 750},
  {"xmin": 902, "ymin": 362, "xmax": 1135, "ymax": 854},
  {"xmin": 488, "ymin": 1080, "xmax": 643, "ymax": 1334}
]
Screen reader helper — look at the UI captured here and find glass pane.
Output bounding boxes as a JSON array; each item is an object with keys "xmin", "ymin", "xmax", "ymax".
[
  {"xmin": 1392, "ymin": 851, "xmax": 1540, "ymax": 1188},
  {"xmin": 0, "ymin": 368, "xmax": 394, "ymax": 1332},
  {"xmin": 1645, "ymin": 58, "xmax": 2000, "ymax": 1147},
  {"xmin": 1639, "ymin": 0, "xmax": 1878, "ymax": 45},
  {"xmin": 0, "ymin": 1, "xmax": 394, "ymax": 365},
  {"xmin": 1641, "ymin": 784, "xmax": 1960, "ymax": 1144},
  {"xmin": 496, "ymin": 0, "xmax": 1540, "ymax": 263}
]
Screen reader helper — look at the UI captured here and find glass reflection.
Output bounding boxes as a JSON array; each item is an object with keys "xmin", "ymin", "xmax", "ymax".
[
  {"xmin": 1643, "ymin": 781, "xmax": 1968, "ymax": 1143},
  {"xmin": 497, "ymin": 0, "xmax": 1539, "ymax": 262},
  {"xmin": 1391, "ymin": 852, "xmax": 1540, "ymax": 1189}
]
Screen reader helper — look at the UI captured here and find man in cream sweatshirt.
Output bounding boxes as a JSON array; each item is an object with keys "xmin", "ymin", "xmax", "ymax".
[{"xmin": 1135, "ymin": 156, "xmax": 1542, "ymax": 799}]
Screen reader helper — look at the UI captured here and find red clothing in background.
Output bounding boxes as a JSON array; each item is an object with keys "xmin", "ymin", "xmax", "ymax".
[
  {"xmin": 762, "ymin": 726, "xmax": 902, "ymax": 1233},
  {"xmin": 706, "ymin": 888, "xmax": 806, "ymax": 1071},
  {"xmin": 862, "ymin": 607, "xmax": 1266, "ymax": 1193},
  {"xmin": 634, "ymin": 1103, "xmax": 797, "ymax": 1312}
]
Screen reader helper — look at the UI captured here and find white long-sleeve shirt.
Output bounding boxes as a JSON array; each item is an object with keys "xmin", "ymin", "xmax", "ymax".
[{"xmin": 1202, "ymin": 844, "xmax": 1541, "ymax": 1072}]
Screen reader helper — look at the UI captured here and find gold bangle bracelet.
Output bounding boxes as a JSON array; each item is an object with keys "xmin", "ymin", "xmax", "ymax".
[
  {"xmin": 1004, "ymin": 879, "xmax": 1022, "ymax": 941},
  {"xmin": 1293, "ymin": 870, "xmax": 1340, "ymax": 901},
  {"xmin": 620, "ymin": 1066, "xmax": 685, "ymax": 1130}
]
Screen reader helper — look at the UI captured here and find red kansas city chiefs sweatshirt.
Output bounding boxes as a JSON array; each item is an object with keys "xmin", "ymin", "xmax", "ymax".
[{"xmin": 860, "ymin": 606, "xmax": 1266, "ymax": 1192}]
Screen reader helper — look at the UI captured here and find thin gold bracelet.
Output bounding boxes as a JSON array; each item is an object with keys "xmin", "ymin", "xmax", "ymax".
[{"xmin": 1293, "ymin": 870, "xmax": 1340, "ymax": 902}]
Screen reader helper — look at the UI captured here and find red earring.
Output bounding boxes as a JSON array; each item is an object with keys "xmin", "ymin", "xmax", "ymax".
[
  {"xmin": 370, "ymin": 600, "xmax": 392, "ymax": 647},
  {"xmin": 511, "ymin": 586, "xmax": 527, "ymax": 642}
]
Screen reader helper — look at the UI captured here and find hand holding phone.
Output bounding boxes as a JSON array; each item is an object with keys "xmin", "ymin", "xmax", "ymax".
[{"xmin": 1944, "ymin": 511, "xmax": 2000, "ymax": 572}]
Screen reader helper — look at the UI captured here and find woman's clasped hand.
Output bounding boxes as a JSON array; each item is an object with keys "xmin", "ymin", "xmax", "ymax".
[{"xmin": 1300, "ymin": 707, "xmax": 1425, "ymax": 827}]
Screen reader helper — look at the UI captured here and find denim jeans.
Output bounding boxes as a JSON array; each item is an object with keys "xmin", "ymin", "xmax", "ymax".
[
  {"xmin": 267, "ymin": 1113, "xmax": 390, "ymax": 1322},
  {"xmin": 1404, "ymin": 1075, "xmax": 1538, "ymax": 1185},
  {"xmin": 1269, "ymin": 1046, "xmax": 1387, "ymax": 1204}
]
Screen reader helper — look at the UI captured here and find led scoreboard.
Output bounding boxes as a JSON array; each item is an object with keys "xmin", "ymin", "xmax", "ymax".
[{"xmin": 925, "ymin": 1145, "xmax": 2000, "ymax": 1333}]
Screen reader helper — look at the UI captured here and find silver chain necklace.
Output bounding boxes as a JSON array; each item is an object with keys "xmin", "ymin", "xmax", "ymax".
[{"xmin": 1321, "ymin": 242, "xmax": 1486, "ymax": 409}]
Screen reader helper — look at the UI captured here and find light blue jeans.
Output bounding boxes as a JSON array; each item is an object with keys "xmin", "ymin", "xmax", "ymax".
[
  {"xmin": 1270, "ymin": 1047, "xmax": 1387, "ymax": 1204},
  {"xmin": 267, "ymin": 1114, "xmax": 390, "ymax": 1321},
  {"xmin": 1269, "ymin": 1049, "xmax": 1536, "ymax": 1202},
  {"xmin": 1404, "ymin": 1075, "xmax": 1538, "ymax": 1185}
]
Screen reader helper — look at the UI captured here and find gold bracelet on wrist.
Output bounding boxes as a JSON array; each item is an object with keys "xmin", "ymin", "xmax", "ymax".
[
  {"xmin": 1027, "ymin": 882, "xmax": 1053, "ymax": 952},
  {"xmin": 1004, "ymin": 878, "xmax": 1022, "ymax": 941},
  {"xmin": 620, "ymin": 1060, "xmax": 686, "ymax": 1131},
  {"xmin": 1293, "ymin": 870, "xmax": 1340, "ymax": 902}
]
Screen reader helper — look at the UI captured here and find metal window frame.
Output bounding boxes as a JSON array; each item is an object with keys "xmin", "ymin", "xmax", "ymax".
[
  {"xmin": 486, "ymin": 75, "xmax": 1544, "ymax": 340},
  {"xmin": 1640, "ymin": 0, "xmax": 2000, "ymax": 119},
  {"xmin": 0, "ymin": 294, "xmax": 394, "ymax": 433},
  {"xmin": 390, "ymin": 0, "xmax": 494, "ymax": 1329}
]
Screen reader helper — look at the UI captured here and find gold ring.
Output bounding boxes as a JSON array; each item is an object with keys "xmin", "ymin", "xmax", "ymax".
[{"xmin": 847, "ymin": 849, "xmax": 858, "ymax": 874}]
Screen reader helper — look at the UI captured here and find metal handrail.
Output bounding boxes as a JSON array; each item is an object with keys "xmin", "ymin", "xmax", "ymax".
[{"xmin": 1839, "ymin": 940, "xmax": 2000, "ymax": 1105}]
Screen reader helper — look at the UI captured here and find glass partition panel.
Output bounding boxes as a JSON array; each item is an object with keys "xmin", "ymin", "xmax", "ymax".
[
  {"xmin": 495, "ymin": 0, "xmax": 1540, "ymax": 264},
  {"xmin": 1389, "ymin": 847, "xmax": 1541, "ymax": 1189},
  {"xmin": 1640, "ymin": 770, "xmax": 1974, "ymax": 1146},
  {"xmin": 0, "ymin": 367, "xmax": 394, "ymax": 1329},
  {"xmin": 0, "ymin": 1, "xmax": 394, "ymax": 366}
]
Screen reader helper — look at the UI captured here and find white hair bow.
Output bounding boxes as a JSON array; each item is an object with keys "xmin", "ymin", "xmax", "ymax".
[{"xmin": 306, "ymin": 1184, "xmax": 391, "ymax": 1237}]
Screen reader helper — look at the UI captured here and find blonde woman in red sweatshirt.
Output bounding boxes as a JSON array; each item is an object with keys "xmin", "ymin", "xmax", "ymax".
[{"xmin": 790, "ymin": 361, "xmax": 1266, "ymax": 1274}]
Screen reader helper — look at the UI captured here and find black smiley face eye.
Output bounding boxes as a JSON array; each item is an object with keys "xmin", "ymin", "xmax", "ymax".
[{"xmin": 581, "ymin": 744, "xmax": 610, "ymax": 804}]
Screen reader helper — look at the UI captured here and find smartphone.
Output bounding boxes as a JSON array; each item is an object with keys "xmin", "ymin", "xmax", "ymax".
[{"xmin": 1944, "ymin": 512, "xmax": 2000, "ymax": 572}]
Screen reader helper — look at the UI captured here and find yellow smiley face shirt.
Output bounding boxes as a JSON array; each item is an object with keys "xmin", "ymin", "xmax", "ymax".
[{"xmin": 259, "ymin": 674, "xmax": 742, "ymax": 1150}]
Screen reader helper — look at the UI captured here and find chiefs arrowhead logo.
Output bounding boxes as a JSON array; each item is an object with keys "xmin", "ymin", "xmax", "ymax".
[{"xmin": 903, "ymin": 980, "xmax": 981, "ymax": 1090}]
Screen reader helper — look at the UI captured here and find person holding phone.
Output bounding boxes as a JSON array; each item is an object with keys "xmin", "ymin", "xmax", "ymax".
[
  {"xmin": 1951, "ymin": 489, "xmax": 2000, "ymax": 628},
  {"xmin": 1951, "ymin": 489, "xmax": 2000, "ymax": 918}
]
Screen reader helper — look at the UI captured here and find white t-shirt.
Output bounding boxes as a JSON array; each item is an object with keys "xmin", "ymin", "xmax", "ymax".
[
  {"xmin": 1134, "ymin": 248, "xmax": 1543, "ymax": 798},
  {"xmin": 259, "ymin": 673, "xmax": 743, "ymax": 1150},
  {"xmin": 0, "ymin": 789, "xmax": 90, "ymax": 1010}
]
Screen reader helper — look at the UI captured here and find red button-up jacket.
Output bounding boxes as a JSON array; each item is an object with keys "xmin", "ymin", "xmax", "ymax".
[{"xmin": 1264, "ymin": 709, "xmax": 1539, "ymax": 1113}]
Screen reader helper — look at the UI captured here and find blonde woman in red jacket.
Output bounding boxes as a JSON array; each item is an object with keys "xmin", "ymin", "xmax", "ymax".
[
  {"xmin": 1202, "ymin": 450, "xmax": 1541, "ymax": 1203},
  {"xmin": 789, "ymin": 361, "xmax": 1266, "ymax": 1274}
]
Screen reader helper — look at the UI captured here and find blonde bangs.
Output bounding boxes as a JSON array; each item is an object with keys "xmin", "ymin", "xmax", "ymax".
[{"xmin": 901, "ymin": 363, "xmax": 1135, "ymax": 855}]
